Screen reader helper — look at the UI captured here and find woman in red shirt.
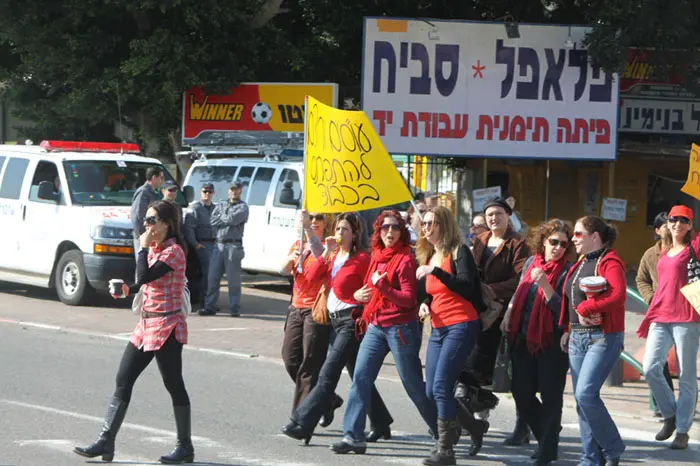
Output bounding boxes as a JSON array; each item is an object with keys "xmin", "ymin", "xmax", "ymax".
[
  {"xmin": 416, "ymin": 206, "xmax": 485, "ymax": 464},
  {"xmin": 280, "ymin": 211, "xmax": 332, "ymax": 412},
  {"xmin": 281, "ymin": 213, "xmax": 393, "ymax": 443},
  {"xmin": 331, "ymin": 210, "xmax": 437, "ymax": 455},
  {"xmin": 559, "ymin": 216, "xmax": 626, "ymax": 466},
  {"xmin": 638, "ymin": 205, "xmax": 700, "ymax": 450},
  {"xmin": 74, "ymin": 200, "xmax": 194, "ymax": 464}
]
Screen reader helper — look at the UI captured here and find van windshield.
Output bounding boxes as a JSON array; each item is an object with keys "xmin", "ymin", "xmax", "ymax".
[{"xmin": 62, "ymin": 160, "xmax": 185, "ymax": 206}]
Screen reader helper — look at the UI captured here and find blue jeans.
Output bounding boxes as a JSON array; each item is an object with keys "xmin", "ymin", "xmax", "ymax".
[
  {"xmin": 569, "ymin": 330, "xmax": 625, "ymax": 465},
  {"xmin": 643, "ymin": 322, "xmax": 700, "ymax": 433},
  {"xmin": 425, "ymin": 320, "xmax": 480, "ymax": 419},
  {"xmin": 195, "ymin": 242, "xmax": 215, "ymax": 306},
  {"xmin": 343, "ymin": 321, "xmax": 437, "ymax": 442},
  {"xmin": 204, "ymin": 243, "xmax": 244, "ymax": 313}
]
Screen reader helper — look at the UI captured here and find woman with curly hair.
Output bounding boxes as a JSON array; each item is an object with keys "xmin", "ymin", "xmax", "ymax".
[
  {"xmin": 331, "ymin": 210, "xmax": 437, "ymax": 455},
  {"xmin": 501, "ymin": 219, "xmax": 574, "ymax": 465}
]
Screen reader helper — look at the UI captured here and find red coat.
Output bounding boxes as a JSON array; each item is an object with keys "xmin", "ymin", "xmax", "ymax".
[
  {"xmin": 306, "ymin": 250, "xmax": 370, "ymax": 305},
  {"xmin": 559, "ymin": 249, "xmax": 626, "ymax": 334},
  {"xmin": 371, "ymin": 254, "xmax": 419, "ymax": 327}
]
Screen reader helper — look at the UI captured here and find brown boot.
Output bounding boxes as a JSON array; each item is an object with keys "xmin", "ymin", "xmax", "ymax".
[
  {"xmin": 670, "ymin": 433, "xmax": 689, "ymax": 450},
  {"xmin": 655, "ymin": 416, "xmax": 676, "ymax": 441}
]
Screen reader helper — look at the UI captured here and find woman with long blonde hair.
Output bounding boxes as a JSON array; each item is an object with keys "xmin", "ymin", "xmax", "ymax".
[{"xmin": 416, "ymin": 206, "xmax": 485, "ymax": 464}]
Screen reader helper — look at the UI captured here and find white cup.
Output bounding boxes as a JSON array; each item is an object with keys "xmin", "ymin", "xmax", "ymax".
[{"xmin": 109, "ymin": 279, "xmax": 125, "ymax": 298}]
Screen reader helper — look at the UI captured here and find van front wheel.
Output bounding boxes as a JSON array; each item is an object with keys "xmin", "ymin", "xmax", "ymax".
[{"xmin": 55, "ymin": 250, "xmax": 93, "ymax": 305}]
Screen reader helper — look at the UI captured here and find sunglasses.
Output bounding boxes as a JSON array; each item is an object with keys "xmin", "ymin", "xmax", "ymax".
[
  {"xmin": 668, "ymin": 216, "xmax": 691, "ymax": 225},
  {"xmin": 573, "ymin": 231, "xmax": 586, "ymax": 238},
  {"xmin": 381, "ymin": 224, "xmax": 402, "ymax": 232},
  {"xmin": 472, "ymin": 223, "xmax": 487, "ymax": 229},
  {"xmin": 308, "ymin": 214, "xmax": 325, "ymax": 221},
  {"xmin": 202, "ymin": 190, "xmax": 213, "ymax": 194},
  {"xmin": 144, "ymin": 216, "xmax": 159, "ymax": 226},
  {"xmin": 421, "ymin": 221, "xmax": 436, "ymax": 228},
  {"xmin": 548, "ymin": 238, "xmax": 568, "ymax": 248},
  {"xmin": 165, "ymin": 187, "xmax": 177, "ymax": 192}
]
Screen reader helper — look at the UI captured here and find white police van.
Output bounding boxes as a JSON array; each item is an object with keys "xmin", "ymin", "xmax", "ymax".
[
  {"xmin": 0, "ymin": 140, "xmax": 185, "ymax": 305},
  {"xmin": 182, "ymin": 150, "xmax": 303, "ymax": 275}
]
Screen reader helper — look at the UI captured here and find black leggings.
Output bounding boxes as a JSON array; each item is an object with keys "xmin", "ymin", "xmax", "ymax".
[{"xmin": 114, "ymin": 332, "xmax": 190, "ymax": 406}]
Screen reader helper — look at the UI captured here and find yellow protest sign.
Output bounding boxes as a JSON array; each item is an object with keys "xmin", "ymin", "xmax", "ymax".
[
  {"xmin": 303, "ymin": 96, "xmax": 412, "ymax": 213},
  {"xmin": 681, "ymin": 143, "xmax": 700, "ymax": 200}
]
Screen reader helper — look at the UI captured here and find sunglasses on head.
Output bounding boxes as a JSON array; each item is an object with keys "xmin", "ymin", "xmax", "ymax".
[
  {"xmin": 144, "ymin": 216, "xmax": 159, "ymax": 226},
  {"xmin": 381, "ymin": 224, "xmax": 402, "ymax": 232},
  {"xmin": 548, "ymin": 238, "xmax": 568, "ymax": 248},
  {"xmin": 668, "ymin": 216, "xmax": 691, "ymax": 225}
]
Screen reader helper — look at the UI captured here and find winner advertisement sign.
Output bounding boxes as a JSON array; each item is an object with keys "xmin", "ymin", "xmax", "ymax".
[{"xmin": 362, "ymin": 18, "xmax": 620, "ymax": 160}]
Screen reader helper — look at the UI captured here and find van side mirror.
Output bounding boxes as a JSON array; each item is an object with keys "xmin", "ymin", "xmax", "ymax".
[
  {"xmin": 38, "ymin": 181, "xmax": 57, "ymax": 201},
  {"xmin": 183, "ymin": 185, "xmax": 195, "ymax": 203}
]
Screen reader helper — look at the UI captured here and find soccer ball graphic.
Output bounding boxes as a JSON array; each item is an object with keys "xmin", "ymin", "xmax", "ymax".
[{"xmin": 251, "ymin": 102, "xmax": 272, "ymax": 124}]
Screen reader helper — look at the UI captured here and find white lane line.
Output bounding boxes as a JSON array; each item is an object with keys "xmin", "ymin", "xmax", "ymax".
[
  {"xmin": 14, "ymin": 439, "xmax": 154, "ymax": 464},
  {"xmin": 561, "ymin": 423, "xmax": 700, "ymax": 449},
  {"xmin": 18, "ymin": 321, "xmax": 61, "ymax": 330},
  {"xmin": 193, "ymin": 327, "xmax": 249, "ymax": 331}
]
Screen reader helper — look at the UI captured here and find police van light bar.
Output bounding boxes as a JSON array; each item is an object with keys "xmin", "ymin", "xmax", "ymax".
[{"xmin": 40, "ymin": 140, "xmax": 141, "ymax": 153}]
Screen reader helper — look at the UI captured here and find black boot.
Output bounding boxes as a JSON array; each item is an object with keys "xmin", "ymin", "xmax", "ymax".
[
  {"xmin": 503, "ymin": 414, "xmax": 530, "ymax": 446},
  {"xmin": 655, "ymin": 416, "xmax": 676, "ymax": 441},
  {"xmin": 319, "ymin": 395, "xmax": 343, "ymax": 428},
  {"xmin": 73, "ymin": 397, "xmax": 129, "ymax": 462},
  {"xmin": 456, "ymin": 399, "xmax": 488, "ymax": 456},
  {"xmin": 159, "ymin": 406, "xmax": 194, "ymax": 464},
  {"xmin": 423, "ymin": 418, "xmax": 459, "ymax": 465}
]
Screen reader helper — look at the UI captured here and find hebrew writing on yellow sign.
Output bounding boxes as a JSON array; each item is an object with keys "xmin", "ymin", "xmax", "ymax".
[
  {"xmin": 681, "ymin": 143, "xmax": 700, "ymax": 200},
  {"xmin": 303, "ymin": 96, "xmax": 412, "ymax": 213}
]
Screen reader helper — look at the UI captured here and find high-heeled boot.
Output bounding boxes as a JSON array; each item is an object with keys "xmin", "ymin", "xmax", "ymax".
[
  {"xmin": 456, "ymin": 399, "xmax": 488, "ymax": 456},
  {"xmin": 73, "ymin": 397, "xmax": 129, "ymax": 462},
  {"xmin": 503, "ymin": 414, "xmax": 530, "ymax": 446},
  {"xmin": 159, "ymin": 405, "xmax": 195, "ymax": 464}
]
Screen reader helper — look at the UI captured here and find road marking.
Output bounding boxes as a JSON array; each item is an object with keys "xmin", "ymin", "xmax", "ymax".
[
  {"xmin": 194, "ymin": 327, "xmax": 249, "ymax": 331},
  {"xmin": 18, "ymin": 321, "xmax": 61, "ymax": 330},
  {"xmin": 561, "ymin": 423, "xmax": 700, "ymax": 449}
]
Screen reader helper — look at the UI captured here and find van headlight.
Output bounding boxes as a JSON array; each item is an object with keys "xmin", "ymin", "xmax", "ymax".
[{"xmin": 92, "ymin": 226, "xmax": 134, "ymax": 246}]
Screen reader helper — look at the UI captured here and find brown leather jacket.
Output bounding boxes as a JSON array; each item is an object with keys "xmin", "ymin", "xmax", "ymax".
[{"xmin": 472, "ymin": 228, "xmax": 531, "ymax": 308}]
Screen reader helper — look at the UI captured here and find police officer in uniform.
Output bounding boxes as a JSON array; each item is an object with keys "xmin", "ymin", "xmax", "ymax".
[
  {"xmin": 200, "ymin": 181, "xmax": 249, "ymax": 317},
  {"xmin": 183, "ymin": 183, "xmax": 217, "ymax": 311},
  {"xmin": 161, "ymin": 182, "xmax": 183, "ymax": 223}
]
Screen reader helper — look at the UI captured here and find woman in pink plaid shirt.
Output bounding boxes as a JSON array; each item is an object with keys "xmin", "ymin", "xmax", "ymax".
[{"xmin": 74, "ymin": 200, "xmax": 194, "ymax": 464}]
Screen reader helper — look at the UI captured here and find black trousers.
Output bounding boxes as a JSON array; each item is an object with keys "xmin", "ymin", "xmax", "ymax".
[
  {"xmin": 292, "ymin": 311, "xmax": 393, "ymax": 431},
  {"xmin": 281, "ymin": 307, "xmax": 332, "ymax": 412},
  {"xmin": 114, "ymin": 332, "xmax": 190, "ymax": 406},
  {"xmin": 464, "ymin": 316, "xmax": 503, "ymax": 385},
  {"xmin": 510, "ymin": 335, "xmax": 569, "ymax": 463}
]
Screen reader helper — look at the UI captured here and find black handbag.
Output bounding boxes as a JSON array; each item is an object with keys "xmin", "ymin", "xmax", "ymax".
[{"xmin": 492, "ymin": 336, "xmax": 512, "ymax": 393}]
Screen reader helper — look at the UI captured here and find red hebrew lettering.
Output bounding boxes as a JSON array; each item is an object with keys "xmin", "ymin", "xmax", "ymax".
[
  {"xmin": 401, "ymin": 111, "xmax": 418, "ymax": 137},
  {"xmin": 556, "ymin": 118, "xmax": 573, "ymax": 143},
  {"xmin": 452, "ymin": 114, "xmax": 468, "ymax": 138},
  {"xmin": 594, "ymin": 119, "xmax": 611, "ymax": 144},
  {"xmin": 477, "ymin": 115, "xmax": 494, "ymax": 140},
  {"xmin": 532, "ymin": 117, "xmax": 549, "ymax": 142},
  {"xmin": 372, "ymin": 110, "xmax": 393, "ymax": 136},
  {"xmin": 418, "ymin": 112, "xmax": 432, "ymax": 137},
  {"xmin": 572, "ymin": 118, "xmax": 589, "ymax": 144},
  {"xmin": 499, "ymin": 116, "xmax": 510, "ymax": 141},
  {"xmin": 510, "ymin": 116, "xmax": 526, "ymax": 141}
]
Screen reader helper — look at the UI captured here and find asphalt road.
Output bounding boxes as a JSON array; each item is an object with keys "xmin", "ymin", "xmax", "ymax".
[{"xmin": 0, "ymin": 277, "xmax": 698, "ymax": 466}]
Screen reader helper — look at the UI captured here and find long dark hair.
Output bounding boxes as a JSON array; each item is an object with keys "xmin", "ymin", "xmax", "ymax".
[
  {"xmin": 577, "ymin": 215, "xmax": 617, "ymax": 248},
  {"xmin": 334, "ymin": 212, "xmax": 364, "ymax": 256},
  {"xmin": 149, "ymin": 200, "xmax": 188, "ymax": 255},
  {"xmin": 370, "ymin": 210, "xmax": 410, "ymax": 249}
]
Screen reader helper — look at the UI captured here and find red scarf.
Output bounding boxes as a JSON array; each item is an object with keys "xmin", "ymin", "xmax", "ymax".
[
  {"xmin": 508, "ymin": 254, "xmax": 567, "ymax": 355},
  {"xmin": 356, "ymin": 241, "xmax": 411, "ymax": 335}
]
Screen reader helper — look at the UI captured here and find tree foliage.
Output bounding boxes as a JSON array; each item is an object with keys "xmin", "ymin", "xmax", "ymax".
[{"xmin": 0, "ymin": 0, "xmax": 698, "ymax": 158}]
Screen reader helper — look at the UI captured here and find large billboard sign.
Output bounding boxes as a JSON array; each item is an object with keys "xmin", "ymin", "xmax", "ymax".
[
  {"xmin": 182, "ymin": 83, "xmax": 338, "ymax": 145},
  {"xmin": 362, "ymin": 18, "xmax": 620, "ymax": 160}
]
